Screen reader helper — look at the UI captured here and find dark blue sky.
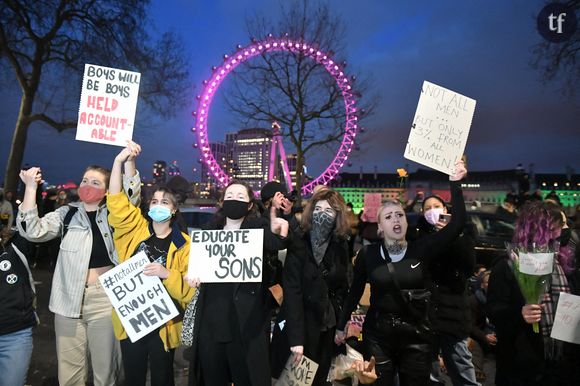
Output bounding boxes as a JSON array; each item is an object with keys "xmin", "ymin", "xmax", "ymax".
[{"xmin": 1, "ymin": 0, "xmax": 579, "ymax": 185}]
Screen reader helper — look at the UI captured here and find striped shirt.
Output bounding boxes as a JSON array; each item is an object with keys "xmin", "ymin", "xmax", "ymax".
[{"xmin": 16, "ymin": 172, "xmax": 141, "ymax": 318}]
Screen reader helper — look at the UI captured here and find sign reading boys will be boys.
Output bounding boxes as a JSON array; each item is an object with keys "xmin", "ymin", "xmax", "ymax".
[
  {"xmin": 188, "ymin": 229, "xmax": 264, "ymax": 283},
  {"xmin": 99, "ymin": 252, "xmax": 179, "ymax": 342},
  {"xmin": 76, "ymin": 63, "xmax": 140, "ymax": 146},
  {"xmin": 404, "ymin": 81, "xmax": 476, "ymax": 175}
]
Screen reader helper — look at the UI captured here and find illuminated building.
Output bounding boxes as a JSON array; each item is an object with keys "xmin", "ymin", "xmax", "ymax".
[
  {"xmin": 330, "ymin": 168, "xmax": 580, "ymax": 212},
  {"xmin": 200, "ymin": 142, "xmax": 230, "ymax": 197},
  {"xmin": 229, "ymin": 128, "xmax": 272, "ymax": 191}
]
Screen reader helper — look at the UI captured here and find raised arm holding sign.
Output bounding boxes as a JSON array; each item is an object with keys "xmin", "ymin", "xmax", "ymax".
[
  {"xmin": 107, "ymin": 142, "xmax": 194, "ymax": 385},
  {"xmin": 76, "ymin": 64, "xmax": 140, "ymax": 146},
  {"xmin": 404, "ymin": 81, "xmax": 476, "ymax": 174}
]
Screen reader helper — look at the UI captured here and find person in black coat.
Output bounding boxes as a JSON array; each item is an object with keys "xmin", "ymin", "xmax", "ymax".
[
  {"xmin": 186, "ymin": 181, "xmax": 289, "ymax": 386},
  {"xmin": 487, "ymin": 200, "xmax": 573, "ymax": 386},
  {"xmin": 0, "ymin": 232, "xmax": 37, "ymax": 386},
  {"xmin": 271, "ymin": 188, "xmax": 351, "ymax": 385},
  {"xmin": 335, "ymin": 161, "xmax": 467, "ymax": 386},
  {"xmin": 418, "ymin": 195, "xmax": 478, "ymax": 386}
]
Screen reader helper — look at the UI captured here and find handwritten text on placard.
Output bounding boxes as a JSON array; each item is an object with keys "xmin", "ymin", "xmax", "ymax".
[
  {"xmin": 518, "ymin": 252, "xmax": 554, "ymax": 276},
  {"xmin": 551, "ymin": 292, "xmax": 580, "ymax": 344},
  {"xmin": 404, "ymin": 81, "xmax": 476, "ymax": 175},
  {"xmin": 188, "ymin": 229, "xmax": 264, "ymax": 283},
  {"xmin": 76, "ymin": 64, "xmax": 140, "ymax": 146},
  {"xmin": 275, "ymin": 354, "xmax": 319, "ymax": 386},
  {"xmin": 99, "ymin": 252, "xmax": 179, "ymax": 342}
]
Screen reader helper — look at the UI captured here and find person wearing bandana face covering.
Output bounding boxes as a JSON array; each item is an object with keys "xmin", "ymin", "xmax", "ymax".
[
  {"xmin": 270, "ymin": 188, "xmax": 351, "ymax": 385},
  {"xmin": 106, "ymin": 142, "xmax": 194, "ymax": 386},
  {"xmin": 17, "ymin": 161, "xmax": 141, "ymax": 386},
  {"xmin": 185, "ymin": 180, "xmax": 289, "ymax": 386}
]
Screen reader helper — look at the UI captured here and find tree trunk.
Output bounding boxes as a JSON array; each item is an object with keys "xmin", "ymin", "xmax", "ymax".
[{"xmin": 3, "ymin": 93, "xmax": 33, "ymax": 193}]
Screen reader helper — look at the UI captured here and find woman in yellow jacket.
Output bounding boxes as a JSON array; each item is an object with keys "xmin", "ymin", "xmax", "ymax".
[{"xmin": 107, "ymin": 142, "xmax": 194, "ymax": 386}]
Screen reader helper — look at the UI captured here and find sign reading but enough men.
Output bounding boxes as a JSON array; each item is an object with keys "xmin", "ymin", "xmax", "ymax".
[{"xmin": 99, "ymin": 252, "xmax": 179, "ymax": 342}]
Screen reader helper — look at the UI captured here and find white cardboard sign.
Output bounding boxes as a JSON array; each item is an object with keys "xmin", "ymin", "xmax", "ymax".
[
  {"xmin": 518, "ymin": 252, "xmax": 554, "ymax": 275},
  {"xmin": 99, "ymin": 252, "xmax": 179, "ymax": 342},
  {"xmin": 188, "ymin": 229, "xmax": 264, "ymax": 283},
  {"xmin": 404, "ymin": 81, "xmax": 476, "ymax": 175},
  {"xmin": 76, "ymin": 63, "xmax": 140, "ymax": 146},
  {"xmin": 551, "ymin": 292, "xmax": 580, "ymax": 344},
  {"xmin": 275, "ymin": 354, "xmax": 319, "ymax": 386}
]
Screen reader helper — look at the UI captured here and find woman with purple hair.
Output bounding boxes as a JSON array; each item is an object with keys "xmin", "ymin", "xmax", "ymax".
[{"xmin": 487, "ymin": 200, "xmax": 573, "ymax": 386}]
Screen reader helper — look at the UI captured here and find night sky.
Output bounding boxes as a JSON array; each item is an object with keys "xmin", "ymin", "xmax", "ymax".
[{"xmin": 1, "ymin": 0, "xmax": 579, "ymax": 186}]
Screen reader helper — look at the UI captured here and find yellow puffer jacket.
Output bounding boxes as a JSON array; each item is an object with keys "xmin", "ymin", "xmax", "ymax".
[{"xmin": 107, "ymin": 191, "xmax": 195, "ymax": 350}]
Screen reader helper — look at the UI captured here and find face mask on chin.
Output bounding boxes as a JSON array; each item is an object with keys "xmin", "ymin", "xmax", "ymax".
[{"xmin": 78, "ymin": 185, "xmax": 106, "ymax": 204}]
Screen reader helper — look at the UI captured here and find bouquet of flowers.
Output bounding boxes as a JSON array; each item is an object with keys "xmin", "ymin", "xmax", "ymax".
[{"xmin": 507, "ymin": 243, "xmax": 554, "ymax": 333}]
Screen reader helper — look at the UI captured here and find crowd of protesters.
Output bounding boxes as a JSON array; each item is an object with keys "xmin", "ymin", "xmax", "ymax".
[{"xmin": 1, "ymin": 144, "xmax": 580, "ymax": 386}]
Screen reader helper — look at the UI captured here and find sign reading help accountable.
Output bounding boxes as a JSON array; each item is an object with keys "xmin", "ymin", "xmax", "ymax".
[
  {"xmin": 99, "ymin": 252, "xmax": 179, "ymax": 342},
  {"xmin": 404, "ymin": 81, "xmax": 476, "ymax": 175},
  {"xmin": 188, "ymin": 229, "xmax": 264, "ymax": 283},
  {"xmin": 76, "ymin": 63, "xmax": 140, "ymax": 146}
]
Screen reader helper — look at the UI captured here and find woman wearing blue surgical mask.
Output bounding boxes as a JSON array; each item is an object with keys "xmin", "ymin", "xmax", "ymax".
[
  {"xmin": 107, "ymin": 142, "xmax": 194, "ymax": 386},
  {"xmin": 270, "ymin": 188, "xmax": 351, "ymax": 386}
]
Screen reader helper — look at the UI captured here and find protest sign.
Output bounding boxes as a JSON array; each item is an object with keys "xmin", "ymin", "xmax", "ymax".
[
  {"xmin": 275, "ymin": 354, "xmax": 319, "ymax": 386},
  {"xmin": 551, "ymin": 292, "xmax": 580, "ymax": 344},
  {"xmin": 99, "ymin": 252, "xmax": 179, "ymax": 342},
  {"xmin": 518, "ymin": 252, "xmax": 554, "ymax": 275},
  {"xmin": 188, "ymin": 229, "xmax": 264, "ymax": 283},
  {"xmin": 363, "ymin": 193, "xmax": 382, "ymax": 223},
  {"xmin": 76, "ymin": 63, "xmax": 140, "ymax": 146},
  {"xmin": 404, "ymin": 81, "xmax": 476, "ymax": 175}
]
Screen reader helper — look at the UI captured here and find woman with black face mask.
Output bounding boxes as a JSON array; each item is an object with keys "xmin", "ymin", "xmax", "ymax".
[
  {"xmin": 270, "ymin": 188, "xmax": 352, "ymax": 385},
  {"xmin": 185, "ymin": 181, "xmax": 289, "ymax": 386}
]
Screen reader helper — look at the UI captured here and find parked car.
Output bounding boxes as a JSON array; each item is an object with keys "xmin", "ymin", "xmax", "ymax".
[
  {"xmin": 178, "ymin": 205, "xmax": 216, "ymax": 234},
  {"xmin": 406, "ymin": 210, "xmax": 515, "ymax": 268}
]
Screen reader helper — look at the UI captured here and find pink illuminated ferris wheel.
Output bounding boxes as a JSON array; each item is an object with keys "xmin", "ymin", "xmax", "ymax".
[{"xmin": 192, "ymin": 37, "xmax": 359, "ymax": 196}]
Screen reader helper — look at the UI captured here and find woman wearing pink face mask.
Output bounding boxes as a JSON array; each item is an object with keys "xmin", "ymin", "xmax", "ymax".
[
  {"xmin": 417, "ymin": 195, "xmax": 478, "ymax": 386},
  {"xmin": 17, "ymin": 164, "xmax": 140, "ymax": 386}
]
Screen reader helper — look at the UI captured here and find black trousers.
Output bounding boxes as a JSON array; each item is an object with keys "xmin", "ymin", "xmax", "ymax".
[
  {"xmin": 198, "ymin": 325, "xmax": 252, "ymax": 386},
  {"xmin": 120, "ymin": 331, "xmax": 175, "ymax": 386},
  {"xmin": 304, "ymin": 328, "xmax": 335, "ymax": 386},
  {"xmin": 364, "ymin": 314, "xmax": 432, "ymax": 386}
]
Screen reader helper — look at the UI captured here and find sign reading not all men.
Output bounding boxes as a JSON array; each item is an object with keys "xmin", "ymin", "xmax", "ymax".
[
  {"xmin": 76, "ymin": 63, "xmax": 140, "ymax": 146},
  {"xmin": 99, "ymin": 252, "xmax": 179, "ymax": 342},
  {"xmin": 188, "ymin": 229, "xmax": 264, "ymax": 283},
  {"xmin": 404, "ymin": 81, "xmax": 476, "ymax": 175}
]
